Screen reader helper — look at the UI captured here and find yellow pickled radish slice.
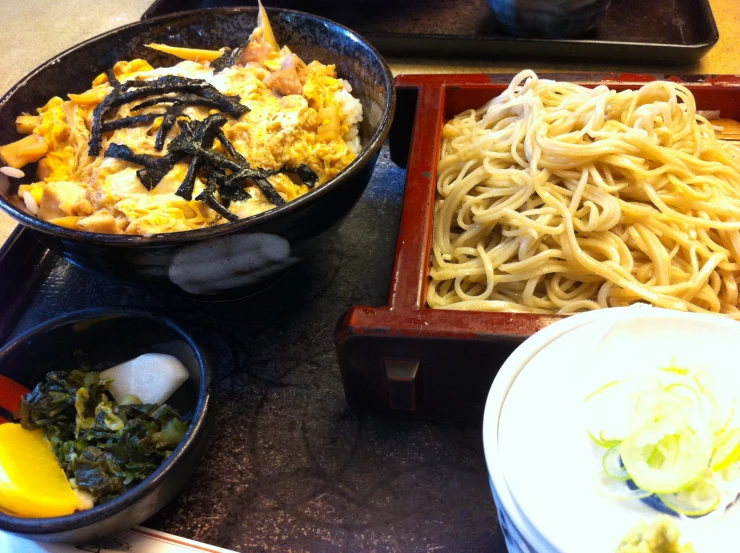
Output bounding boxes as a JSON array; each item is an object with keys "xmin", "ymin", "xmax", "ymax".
[
  {"xmin": 712, "ymin": 428, "xmax": 740, "ymax": 472},
  {"xmin": 619, "ymin": 417, "xmax": 713, "ymax": 494},
  {"xmin": 0, "ymin": 424, "xmax": 77, "ymax": 518}
]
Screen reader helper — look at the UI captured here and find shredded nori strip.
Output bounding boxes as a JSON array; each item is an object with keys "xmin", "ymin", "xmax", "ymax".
[
  {"xmin": 172, "ymin": 114, "xmax": 228, "ymax": 200},
  {"xmin": 104, "ymin": 143, "xmax": 181, "ymax": 190},
  {"xmin": 202, "ymin": 166, "xmax": 250, "ymax": 207},
  {"xmin": 196, "ymin": 176, "xmax": 239, "ymax": 221},
  {"xmin": 254, "ymin": 177, "xmax": 286, "ymax": 206},
  {"xmin": 166, "ymin": 114, "xmax": 286, "ymax": 207},
  {"xmin": 215, "ymin": 129, "xmax": 245, "ymax": 163},
  {"xmin": 88, "ymin": 61, "xmax": 321, "ymax": 218},
  {"xmin": 106, "ymin": 69, "xmax": 123, "ymax": 91},
  {"xmin": 104, "ymin": 143, "xmax": 171, "ymax": 171},
  {"xmin": 136, "ymin": 152, "xmax": 184, "ymax": 189},
  {"xmin": 178, "ymin": 158, "xmax": 203, "ymax": 201},
  {"xmin": 122, "ymin": 76, "xmax": 246, "ymax": 117},
  {"xmin": 218, "ymin": 183, "xmax": 251, "ymax": 206},
  {"xmin": 89, "ymin": 76, "xmax": 248, "ymax": 155},
  {"xmin": 211, "ymin": 45, "xmax": 246, "ymax": 74},
  {"xmin": 154, "ymin": 105, "xmax": 185, "ymax": 151},
  {"xmin": 295, "ymin": 163, "xmax": 319, "ymax": 188},
  {"xmin": 100, "ymin": 113, "xmax": 161, "ymax": 133},
  {"xmin": 170, "ymin": 139, "xmax": 241, "ymax": 172},
  {"xmin": 131, "ymin": 93, "xmax": 235, "ymax": 113},
  {"xmin": 224, "ymin": 165, "xmax": 277, "ymax": 184}
]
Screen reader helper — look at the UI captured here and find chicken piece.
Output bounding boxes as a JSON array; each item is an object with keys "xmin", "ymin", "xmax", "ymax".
[
  {"xmin": 38, "ymin": 180, "xmax": 92, "ymax": 220},
  {"xmin": 36, "ymin": 158, "xmax": 52, "ymax": 180},
  {"xmin": 107, "ymin": 167, "xmax": 148, "ymax": 198},
  {"xmin": 78, "ymin": 211, "xmax": 119, "ymax": 234},
  {"xmin": 282, "ymin": 53, "xmax": 307, "ymax": 74},
  {"xmin": 264, "ymin": 66, "xmax": 304, "ymax": 96},
  {"xmin": 87, "ymin": 165, "xmax": 148, "ymax": 210},
  {"xmin": 240, "ymin": 3, "xmax": 279, "ymax": 66},
  {"xmin": 241, "ymin": 40, "xmax": 275, "ymax": 65},
  {"xmin": 264, "ymin": 52, "xmax": 308, "ymax": 96}
]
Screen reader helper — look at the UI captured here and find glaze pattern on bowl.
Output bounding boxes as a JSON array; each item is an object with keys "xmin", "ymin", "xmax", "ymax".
[
  {"xmin": 486, "ymin": 0, "xmax": 613, "ymax": 38},
  {"xmin": 490, "ymin": 481, "xmax": 540, "ymax": 553},
  {"xmin": 0, "ymin": 8, "xmax": 395, "ymax": 298}
]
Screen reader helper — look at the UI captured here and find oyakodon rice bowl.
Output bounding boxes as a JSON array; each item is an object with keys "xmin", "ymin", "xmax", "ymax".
[{"xmin": 0, "ymin": 6, "xmax": 395, "ymax": 297}]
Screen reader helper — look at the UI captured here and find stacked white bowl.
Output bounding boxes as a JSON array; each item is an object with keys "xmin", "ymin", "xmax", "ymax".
[{"xmin": 483, "ymin": 306, "xmax": 740, "ymax": 552}]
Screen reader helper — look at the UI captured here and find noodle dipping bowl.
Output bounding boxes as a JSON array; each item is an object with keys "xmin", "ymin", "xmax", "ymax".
[
  {"xmin": 0, "ymin": 8, "xmax": 395, "ymax": 299},
  {"xmin": 0, "ymin": 309, "xmax": 211, "ymax": 543},
  {"xmin": 483, "ymin": 306, "xmax": 740, "ymax": 552},
  {"xmin": 337, "ymin": 72, "xmax": 740, "ymax": 422}
]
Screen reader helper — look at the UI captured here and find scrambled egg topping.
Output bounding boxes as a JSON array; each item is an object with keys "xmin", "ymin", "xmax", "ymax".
[
  {"xmin": 3, "ymin": 22, "xmax": 361, "ymax": 236},
  {"xmin": 616, "ymin": 517, "xmax": 695, "ymax": 553}
]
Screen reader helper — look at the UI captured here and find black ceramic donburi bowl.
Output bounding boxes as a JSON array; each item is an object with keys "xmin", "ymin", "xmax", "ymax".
[
  {"xmin": 0, "ymin": 8, "xmax": 395, "ymax": 299},
  {"xmin": 0, "ymin": 309, "xmax": 212, "ymax": 543}
]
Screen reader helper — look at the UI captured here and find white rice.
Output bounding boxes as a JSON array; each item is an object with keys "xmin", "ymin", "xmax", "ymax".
[
  {"xmin": 0, "ymin": 166, "xmax": 24, "ymax": 178},
  {"xmin": 22, "ymin": 191, "xmax": 39, "ymax": 215},
  {"xmin": 336, "ymin": 79, "xmax": 363, "ymax": 155}
]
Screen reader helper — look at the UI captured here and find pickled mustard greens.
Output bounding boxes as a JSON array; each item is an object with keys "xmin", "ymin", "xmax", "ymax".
[
  {"xmin": 0, "ymin": 424, "xmax": 80, "ymax": 518},
  {"xmin": 587, "ymin": 364, "xmax": 740, "ymax": 517},
  {"xmin": 18, "ymin": 352, "xmax": 190, "ymax": 505}
]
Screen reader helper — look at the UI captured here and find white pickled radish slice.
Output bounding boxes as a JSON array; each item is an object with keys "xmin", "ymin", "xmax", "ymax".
[
  {"xmin": 100, "ymin": 353, "xmax": 189, "ymax": 405},
  {"xmin": 595, "ymin": 472, "xmax": 652, "ymax": 500}
]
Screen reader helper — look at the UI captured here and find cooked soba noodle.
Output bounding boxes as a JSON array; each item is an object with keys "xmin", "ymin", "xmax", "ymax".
[{"xmin": 428, "ymin": 70, "xmax": 740, "ymax": 316}]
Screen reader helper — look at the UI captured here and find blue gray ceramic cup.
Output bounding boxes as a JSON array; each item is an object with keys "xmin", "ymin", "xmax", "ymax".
[{"xmin": 486, "ymin": 0, "xmax": 612, "ymax": 38}]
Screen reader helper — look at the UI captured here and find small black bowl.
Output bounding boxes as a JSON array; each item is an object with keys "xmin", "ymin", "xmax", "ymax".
[
  {"xmin": 0, "ymin": 309, "xmax": 212, "ymax": 543},
  {"xmin": 0, "ymin": 7, "xmax": 395, "ymax": 299}
]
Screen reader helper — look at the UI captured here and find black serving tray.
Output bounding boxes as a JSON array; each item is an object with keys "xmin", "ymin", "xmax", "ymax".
[
  {"xmin": 0, "ymin": 145, "xmax": 507, "ymax": 551},
  {"xmin": 143, "ymin": 0, "xmax": 719, "ymax": 64}
]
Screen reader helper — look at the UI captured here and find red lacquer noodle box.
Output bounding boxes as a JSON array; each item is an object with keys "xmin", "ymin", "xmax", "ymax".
[{"xmin": 336, "ymin": 73, "xmax": 740, "ymax": 422}]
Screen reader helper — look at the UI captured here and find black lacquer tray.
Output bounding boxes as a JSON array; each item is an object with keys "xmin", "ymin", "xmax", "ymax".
[
  {"xmin": 0, "ymin": 145, "xmax": 505, "ymax": 551},
  {"xmin": 144, "ymin": 0, "xmax": 719, "ymax": 64}
]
